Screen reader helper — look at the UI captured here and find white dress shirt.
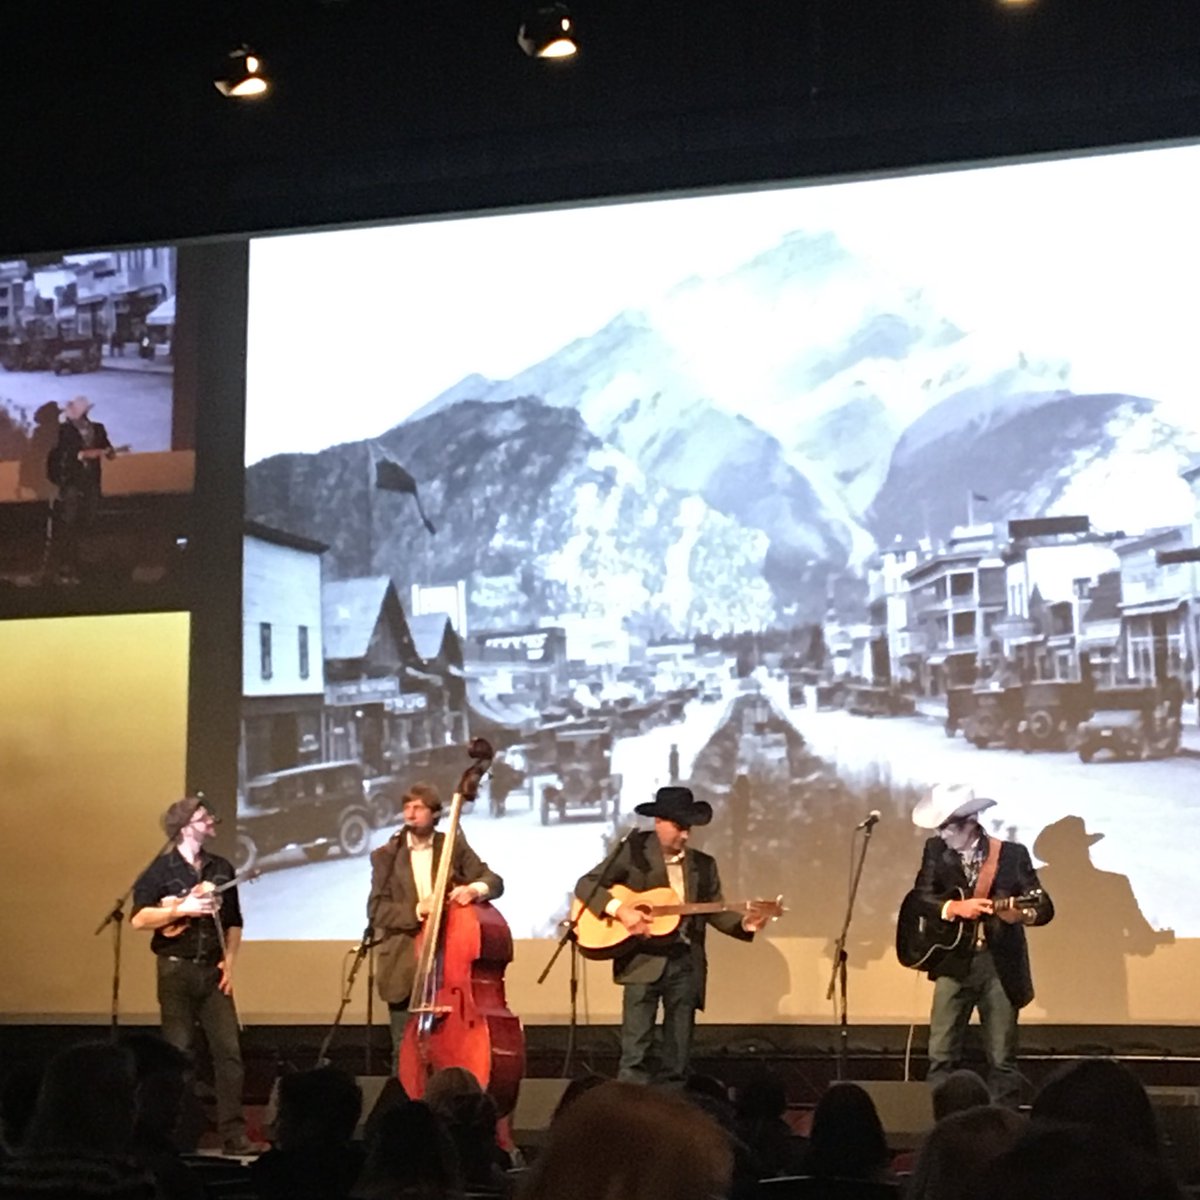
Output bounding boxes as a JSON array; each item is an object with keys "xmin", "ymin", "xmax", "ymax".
[{"xmin": 407, "ymin": 832, "xmax": 490, "ymax": 907}]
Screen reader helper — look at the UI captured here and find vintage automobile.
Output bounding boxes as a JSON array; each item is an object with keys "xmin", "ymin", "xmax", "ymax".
[
  {"xmin": 944, "ymin": 685, "xmax": 977, "ymax": 738},
  {"xmin": 52, "ymin": 343, "xmax": 102, "ymax": 374},
  {"xmin": 844, "ymin": 684, "xmax": 916, "ymax": 718},
  {"xmin": 963, "ymin": 684, "xmax": 1023, "ymax": 749},
  {"xmin": 1017, "ymin": 679, "xmax": 1092, "ymax": 752},
  {"xmin": 235, "ymin": 760, "xmax": 375, "ymax": 873},
  {"xmin": 1076, "ymin": 686, "xmax": 1181, "ymax": 763},
  {"xmin": 538, "ymin": 720, "xmax": 623, "ymax": 825}
]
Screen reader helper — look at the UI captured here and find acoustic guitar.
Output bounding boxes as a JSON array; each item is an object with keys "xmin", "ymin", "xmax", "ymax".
[
  {"xmin": 569, "ymin": 883, "xmax": 784, "ymax": 959},
  {"xmin": 895, "ymin": 886, "xmax": 1044, "ymax": 971},
  {"xmin": 77, "ymin": 443, "xmax": 132, "ymax": 461},
  {"xmin": 159, "ymin": 867, "xmax": 260, "ymax": 938}
]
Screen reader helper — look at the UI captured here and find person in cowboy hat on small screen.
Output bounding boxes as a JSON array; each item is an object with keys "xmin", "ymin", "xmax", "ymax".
[
  {"xmin": 910, "ymin": 783, "xmax": 1054, "ymax": 1108},
  {"xmin": 574, "ymin": 786, "xmax": 771, "ymax": 1086}
]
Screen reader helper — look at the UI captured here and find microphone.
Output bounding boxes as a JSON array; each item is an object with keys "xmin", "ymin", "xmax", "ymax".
[{"xmin": 856, "ymin": 810, "xmax": 882, "ymax": 830}]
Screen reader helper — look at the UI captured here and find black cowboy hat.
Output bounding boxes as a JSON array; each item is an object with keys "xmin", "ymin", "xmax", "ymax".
[{"xmin": 634, "ymin": 785, "xmax": 713, "ymax": 827}]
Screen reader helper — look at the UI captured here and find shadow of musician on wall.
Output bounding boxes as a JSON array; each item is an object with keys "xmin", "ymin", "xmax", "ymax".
[
  {"xmin": 16, "ymin": 401, "xmax": 63, "ymax": 501},
  {"xmin": 1028, "ymin": 815, "xmax": 1173, "ymax": 1023}
]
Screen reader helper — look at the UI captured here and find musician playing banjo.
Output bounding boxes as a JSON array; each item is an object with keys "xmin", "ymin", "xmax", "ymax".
[
  {"xmin": 131, "ymin": 797, "xmax": 253, "ymax": 1154},
  {"xmin": 574, "ymin": 786, "xmax": 773, "ymax": 1087},
  {"xmin": 909, "ymin": 783, "xmax": 1054, "ymax": 1108}
]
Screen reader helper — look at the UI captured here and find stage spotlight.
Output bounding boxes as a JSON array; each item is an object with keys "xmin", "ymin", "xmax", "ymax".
[
  {"xmin": 517, "ymin": 3, "xmax": 578, "ymax": 59},
  {"xmin": 214, "ymin": 45, "xmax": 271, "ymax": 98}
]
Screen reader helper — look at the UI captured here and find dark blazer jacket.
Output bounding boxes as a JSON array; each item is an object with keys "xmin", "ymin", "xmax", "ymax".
[
  {"xmin": 912, "ymin": 835, "xmax": 1054, "ymax": 1009},
  {"xmin": 368, "ymin": 829, "xmax": 503, "ymax": 1004},
  {"xmin": 46, "ymin": 419, "xmax": 112, "ymax": 490},
  {"xmin": 575, "ymin": 829, "xmax": 753, "ymax": 1009}
]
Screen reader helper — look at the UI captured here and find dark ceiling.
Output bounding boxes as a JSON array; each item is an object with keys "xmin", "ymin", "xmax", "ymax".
[{"xmin": 5, "ymin": 0, "xmax": 1200, "ymax": 253}]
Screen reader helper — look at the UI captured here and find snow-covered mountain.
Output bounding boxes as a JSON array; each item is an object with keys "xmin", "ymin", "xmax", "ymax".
[
  {"xmin": 869, "ymin": 392, "xmax": 1200, "ymax": 545},
  {"xmin": 371, "ymin": 226, "xmax": 1197, "ymax": 625},
  {"xmin": 246, "ymin": 398, "xmax": 785, "ymax": 635},
  {"xmin": 408, "ymin": 227, "xmax": 1080, "ymax": 569}
]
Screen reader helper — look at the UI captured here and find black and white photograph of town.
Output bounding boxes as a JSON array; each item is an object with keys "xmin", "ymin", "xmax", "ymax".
[
  {"xmin": 238, "ymin": 142, "xmax": 1200, "ymax": 991},
  {"xmin": 0, "ymin": 246, "xmax": 187, "ymax": 598}
]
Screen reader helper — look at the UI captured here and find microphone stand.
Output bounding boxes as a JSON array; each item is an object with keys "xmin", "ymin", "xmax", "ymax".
[
  {"xmin": 317, "ymin": 830, "xmax": 404, "ymax": 1069},
  {"xmin": 317, "ymin": 922, "xmax": 380, "ymax": 1067},
  {"xmin": 825, "ymin": 819, "xmax": 877, "ymax": 1081},
  {"xmin": 537, "ymin": 828, "xmax": 632, "ymax": 1078},
  {"xmin": 93, "ymin": 796, "xmax": 207, "ymax": 1036}
]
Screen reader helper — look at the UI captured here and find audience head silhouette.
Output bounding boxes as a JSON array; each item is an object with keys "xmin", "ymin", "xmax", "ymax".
[
  {"xmin": 1032, "ymin": 1058, "xmax": 1160, "ymax": 1158},
  {"xmin": 909, "ymin": 1105, "xmax": 1026, "ymax": 1200},
  {"xmin": 275, "ymin": 1065, "xmax": 363, "ymax": 1150},
  {"xmin": 521, "ymin": 1080, "xmax": 732, "ymax": 1200},
  {"xmin": 25, "ymin": 1041, "xmax": 138, "ymax": 1157},
  {"xmin": 354, "ymin": 1100, "xmax": 461, "ymax": 1200},
  {"xmin": 980, "ymin": 1123, "xmax": 1182, "ymax": 1200},
  {"xmin": 932, "ymin": 1070, "xmax": 992, "ymax": 1122},
  {"xmin": 805, "ymin": 1082, "xmax": 891, "ymax": 1182}
]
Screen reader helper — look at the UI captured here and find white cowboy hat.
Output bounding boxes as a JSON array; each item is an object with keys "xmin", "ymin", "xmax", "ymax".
[{"xmin": 912, "ymin": 782, "xmax": 996, "ymax": 830}]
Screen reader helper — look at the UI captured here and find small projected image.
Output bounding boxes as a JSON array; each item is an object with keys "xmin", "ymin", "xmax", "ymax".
[{"xmin": 0, "ymin": 245, "xmax": 194, "ymax": 608}]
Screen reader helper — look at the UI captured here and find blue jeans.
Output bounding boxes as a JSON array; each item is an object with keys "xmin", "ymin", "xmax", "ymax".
[
  {"xmin": 927, "ymin": 948, "xmax": 1021, "ymax": 1107},
  {"xmin": 618, "ymin": 950, "xmax": 700, "ymax": 1087}
]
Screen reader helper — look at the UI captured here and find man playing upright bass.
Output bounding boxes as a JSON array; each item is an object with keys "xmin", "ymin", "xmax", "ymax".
[{"xmin": 368, "ymin": 782, "xmax": 503, "ymax": 1059}]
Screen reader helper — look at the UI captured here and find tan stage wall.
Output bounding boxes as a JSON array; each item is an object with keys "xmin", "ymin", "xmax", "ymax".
[
  {"xmin": 2, "ymin": 611, "xmax": 1196, "ymax": 1027},
  {"xmin": 0, "ymin": 613, "xmax": 192, "ymax": 1022}
]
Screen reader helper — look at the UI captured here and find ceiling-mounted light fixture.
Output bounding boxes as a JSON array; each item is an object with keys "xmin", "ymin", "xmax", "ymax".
[
  {"xmin": 214, "ymin": 45, "xmax": 271, "ymax": 98},
  {"xmin": 517, "ymin": 3, "xmax": 578, "ymax": 59}
]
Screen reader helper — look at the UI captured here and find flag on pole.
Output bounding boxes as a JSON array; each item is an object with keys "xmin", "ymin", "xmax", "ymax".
[
  {"xmin": 374, "ymin": 457, "xmax": 437, "ymax": 536},
  {"xmin": 972, "ymin": 492, "xmax": 990, "ymax": 503}
]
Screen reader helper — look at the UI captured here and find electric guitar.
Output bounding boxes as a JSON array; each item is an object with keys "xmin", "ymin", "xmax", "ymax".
[
  {"xmin": 895, "ymin": 886, "xmax": 1044, "ymax": 971},
  {"xmin": 569, "ymin": 883, "xmax": 784, "ymax": 959},
  {"xmin": 159, "ymin": 867, "xmax": 260, "ymax": 938}
]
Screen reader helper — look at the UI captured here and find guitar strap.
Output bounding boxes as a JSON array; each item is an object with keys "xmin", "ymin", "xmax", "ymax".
[{"xmin": 973, "ymin": 836, "xmax": 1001, "ymax": 899}]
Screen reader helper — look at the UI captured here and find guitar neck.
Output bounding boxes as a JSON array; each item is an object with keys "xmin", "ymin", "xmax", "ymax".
[{"xmin": 649, "ymin": 901, "xmax": 747, "ymax": 917}]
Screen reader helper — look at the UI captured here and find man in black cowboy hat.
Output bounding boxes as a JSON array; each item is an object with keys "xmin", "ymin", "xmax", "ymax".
[
  {"xmin": 910, "ymin": 783, "xmax": 1054, "ymax": 1107},
  {"xmin": 574, "ymin": 785, "xmax": 770, "ymax": 1086}
]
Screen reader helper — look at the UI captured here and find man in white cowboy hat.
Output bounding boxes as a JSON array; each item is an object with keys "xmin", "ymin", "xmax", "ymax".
[
  {"xmin": 910, "ymin": 782, "xmax": 1054, "ymax": 1107},
  {"xmin": 574, "ymin": 785, "xmax": 771, "ymax": 1085}
]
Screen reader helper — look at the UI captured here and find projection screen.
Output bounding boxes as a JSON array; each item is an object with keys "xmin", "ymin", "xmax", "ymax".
[{"xmin": 230, "ymin": 141, "xmax": 1200, "ymax": 1026}]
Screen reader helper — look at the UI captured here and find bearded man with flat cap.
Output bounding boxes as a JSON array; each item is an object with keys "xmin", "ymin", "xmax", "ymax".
[
  {"xmin": 575, "ymin": 786, "xmax": 770, "ymax": 1086},
  {"xmin": 131, "ymin": 797, "xmax": 253, "ymax": 1154},
  {"xmin": 910, "ymin": 782, "xmax": 1054, "ymax": 1107}
]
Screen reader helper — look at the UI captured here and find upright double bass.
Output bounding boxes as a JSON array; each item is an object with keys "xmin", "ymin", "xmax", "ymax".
[{"xmin": 399, "ymin": 738, "xmax": 525, "ymax": 1116}]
